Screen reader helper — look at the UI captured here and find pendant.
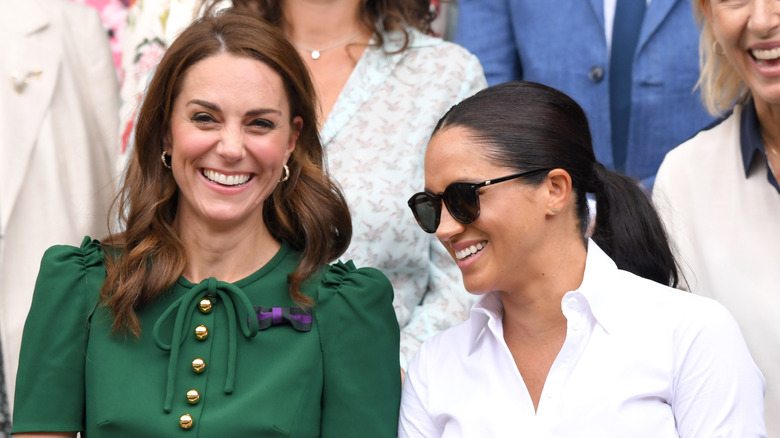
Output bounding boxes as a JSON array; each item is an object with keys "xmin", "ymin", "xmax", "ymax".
[{"xmin": 311, "ymin": 50, "xmax": 321, "ymax": 60}]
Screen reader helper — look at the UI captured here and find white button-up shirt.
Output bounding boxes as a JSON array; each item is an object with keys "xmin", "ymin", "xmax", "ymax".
[{"xmin": 399, "ymin": 240, "xmax": 766, "ymax": 437}]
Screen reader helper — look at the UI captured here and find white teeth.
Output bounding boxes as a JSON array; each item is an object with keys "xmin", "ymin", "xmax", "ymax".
[
  {"xmin": 202, "ymin": 169, "xmax": 251, "ymax": 186},
  {"xmin": 455, "ymin": 241, "xmax": 486, "ymax": 260},
  {"xmin": 752, "ymin": 47, "xmax": 780, "ymax": 61}
]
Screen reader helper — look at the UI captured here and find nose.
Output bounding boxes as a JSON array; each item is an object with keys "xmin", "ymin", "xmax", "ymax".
[
  {"xmin": 216, "ymin": 125, "xmax": 246, "ymax": 162},
  {"xmin": 435, "ymin": 203, "xmax": 466, "ymax": 244},
  {"xmin": 748, "ymin": 0, "xmax": 780, "ymax": 37}
]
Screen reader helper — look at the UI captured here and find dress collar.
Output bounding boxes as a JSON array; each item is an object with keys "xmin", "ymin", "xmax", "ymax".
[
  {"xmin": 740, "ymin": 100, "xmax": 780, "ymax": 194},
  {"xmin": 156, "ymin": 241, "xmax": 293, "ymax": 413}
]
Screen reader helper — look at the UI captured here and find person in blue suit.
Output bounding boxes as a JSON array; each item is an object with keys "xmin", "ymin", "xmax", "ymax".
[{"xmin": 455, "ymin": 0, "xmax": 715, "ymax": 187}]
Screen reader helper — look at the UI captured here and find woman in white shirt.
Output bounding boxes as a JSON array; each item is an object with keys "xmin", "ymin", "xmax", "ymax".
[{"xmin": 399, "ymin": 81, "xmax": 766, "ymax": 437}]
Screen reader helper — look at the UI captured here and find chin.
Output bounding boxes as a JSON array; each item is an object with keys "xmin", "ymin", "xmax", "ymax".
[{"xmin": 461, "ymin": 279, "xmax": 494, "ymax": 296}]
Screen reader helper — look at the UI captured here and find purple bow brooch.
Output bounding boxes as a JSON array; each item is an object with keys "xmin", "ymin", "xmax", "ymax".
[{"xmin": 254, "ymin": 306, "xmax": 312, "ymax": 332}]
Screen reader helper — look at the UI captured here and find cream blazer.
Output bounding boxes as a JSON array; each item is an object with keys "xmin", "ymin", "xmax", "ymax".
[{"xmin": 0, "ymin": 0, "xmax": 118, "ymax": 412}]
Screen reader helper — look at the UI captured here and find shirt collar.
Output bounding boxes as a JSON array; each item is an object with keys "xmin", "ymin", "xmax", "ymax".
[
  {"xmin": 464, "ymin": 239, "xmax": 621, "ymax": 355},
  {"xmin": 575, "ymin": 239, "xmax": 622, "ymax": 334},
  {"xmin": 466, "ymin": 292, "xmax": 503, "ymax": 356},
  {"xmin": 740, "ymin": 100, "xmax": 780, "ymax": 193}
]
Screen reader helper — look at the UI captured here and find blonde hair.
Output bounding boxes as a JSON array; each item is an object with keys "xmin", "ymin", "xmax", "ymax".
[{"xmin": 694, "ymin": 0, "xmax": 750, "ymax": 116}]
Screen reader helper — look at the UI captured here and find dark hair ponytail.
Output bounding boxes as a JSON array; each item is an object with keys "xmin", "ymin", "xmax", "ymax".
[
  {"xmin": 434, "ymin": 81, "xmax": 679, "ymax": 287},
  {"xmin": 587, "ymin": 162, "xmax": 679, "ymax": 287}
]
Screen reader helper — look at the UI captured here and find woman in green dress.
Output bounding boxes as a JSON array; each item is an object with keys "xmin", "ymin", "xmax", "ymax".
[{"xmin": 12, "ymin": 11, "xmax": 400, "ymax": 437}]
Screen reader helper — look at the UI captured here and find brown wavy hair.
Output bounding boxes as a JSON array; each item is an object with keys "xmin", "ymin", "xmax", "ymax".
[
  {"xmin": 204, "ymin": 0, "xmax": 436, "ymax": 52},
  {"xmin": 103, "ymin": 11, "xmax": 352, "ymax": 335}
]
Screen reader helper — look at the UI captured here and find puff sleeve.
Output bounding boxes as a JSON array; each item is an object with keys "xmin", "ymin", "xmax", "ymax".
[
  {"xmin": 316, "ymin": 261, "xmax": 401, "ymax": 437},
  {"xmin": 11, "ymin": 237, "xmax": 104, "ymax": 434}
]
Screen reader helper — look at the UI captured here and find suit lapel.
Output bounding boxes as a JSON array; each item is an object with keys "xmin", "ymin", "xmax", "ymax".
[
  {"xmin": 587, "ymin": 0, "xmax": 606, "ymax": 33},
  {"xmin": 0, "ymin": 0, "xmax": 60, "ymax": 232},
  {"xmin": 637, "ymin": 0, "xmax": 678, "ymax": 53}
]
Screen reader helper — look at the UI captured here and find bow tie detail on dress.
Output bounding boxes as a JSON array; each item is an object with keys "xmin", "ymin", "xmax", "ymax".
[
  {"xmin": 255, "ymin": 306, "xmax": 312, "ymax": 332},
  {"xmin": 153, "ymin": 277, "xmax": 258, "ymax": 413}
]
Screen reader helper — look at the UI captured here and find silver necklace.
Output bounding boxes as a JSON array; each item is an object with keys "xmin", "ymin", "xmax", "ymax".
[{"xmin": 294, "ymin": 31, "xmax": 362, "ymax": 60}]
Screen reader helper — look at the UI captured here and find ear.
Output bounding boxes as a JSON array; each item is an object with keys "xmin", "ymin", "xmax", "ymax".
[
  {"xmin": 286, "ymin": 116, "xmax": 303, "ymax": 160},
  {"xmin": 700, "ymin": 0, "xmax": 713, "ymax": 28},
  {"xmin": 543, "ymin": 168, "xmax": 572, "ymax": 216},
  {"xmin": 163, "ymin": 130, "xmax": 173, "ymax": 155}
]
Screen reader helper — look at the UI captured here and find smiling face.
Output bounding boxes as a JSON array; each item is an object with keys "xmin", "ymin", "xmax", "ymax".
[
  {"xmin": 166, "ymin": 52, "xmax": 301, "ymax": 231},
  {"xmin": 705, "ymin": 0, "xmax": 780, "ymax": 107},
  {"xmin": 425, "ymin": 127, "xmax": 553, "ymax": 295}
]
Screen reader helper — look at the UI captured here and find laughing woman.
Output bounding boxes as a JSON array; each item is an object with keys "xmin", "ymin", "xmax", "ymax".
[
  {"xmin": 399, "ymin": 81, "xmax": 766, "ymax": 437},
  {"xmin": 12, "ymin": 12, "xmax": 400, "ymax": 437},
  {"xmin": 652, "ymin": 0, "xmax": 780, "ymax": 434}
]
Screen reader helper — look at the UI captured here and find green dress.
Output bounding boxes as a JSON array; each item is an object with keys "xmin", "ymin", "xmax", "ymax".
[{"xmin": 12, "ymin": 237, "xmax": 401, "ymax": 437}]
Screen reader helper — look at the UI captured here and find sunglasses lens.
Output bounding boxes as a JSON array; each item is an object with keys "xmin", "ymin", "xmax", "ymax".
[
  {"xmin": 445, "ymin": 183, "xmax": 479, "ymax": 224},
  {"xmin": 408, "ymin": 193, "xmax": 439, "ymax": 233}
]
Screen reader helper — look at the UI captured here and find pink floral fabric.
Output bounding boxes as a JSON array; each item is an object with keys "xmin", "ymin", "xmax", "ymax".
[{"xmin": 68, "ymin": 0, "xmax": 129, "ymax": 81}]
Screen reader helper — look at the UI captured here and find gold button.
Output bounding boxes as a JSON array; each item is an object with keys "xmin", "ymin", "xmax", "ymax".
[
  {"xmin": 186, "ymin": 389, "xmax": 200, "ymax": 405},
  {"xmin": 192, "ymin": 358, "xmax": 206, "ymax": 373},
  {"xmin": 179, "ymin": 413, "xmax": 193, "ymax": 429},
  {"xmin": 194, "ymin": 325, "xmax": 209, "ymax": 340},
  {"xmin": 198, "ymin": 298, "xmax": 213, "ymax": 313}
]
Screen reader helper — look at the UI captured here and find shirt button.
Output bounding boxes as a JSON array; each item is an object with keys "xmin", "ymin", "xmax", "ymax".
[
  {"xmin": 194, "ymin": 325, "xmax": 209, "ymax": 340},
  {"xmin": 588, "ymin": 66, "xmax": 604, "ymax": 83},
  {"xmin": 198, "ymin": 298, "xmax": 213, "ymax": 313},
  {"xmin": 179, "ymin": 413, "xmax": 193, "ymax": 429},
  {"xmin": 566, "ymin": 297, "xmax": 579, "ymax": 310},
  {"xmin": 186, "ymin": 389, "xmax": 200, "ymax": 405},
  {"xmin": 192, "ymin": 358, "xmax": 206, "ymax": 373}
]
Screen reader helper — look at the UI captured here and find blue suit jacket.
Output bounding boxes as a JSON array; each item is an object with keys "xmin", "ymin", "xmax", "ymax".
[{"xmin": 455, "ymin": 0, "xmax": 715, "ymax": 185}]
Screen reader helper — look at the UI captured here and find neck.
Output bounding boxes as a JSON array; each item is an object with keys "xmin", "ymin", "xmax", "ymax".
[
  {"xmin": 174, "ymin": 213, "xmax": 281, "ymax": 284},
  {"xmin": 500, "ymin": 233, "xmax": 588, "ymax": 339},
  {"xmin": 282, "ymin": 0, "xmax": 368, "ymax": 49}
]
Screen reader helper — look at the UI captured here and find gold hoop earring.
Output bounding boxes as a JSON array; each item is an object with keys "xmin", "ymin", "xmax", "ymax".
[
  {"xmin": 161, "ymin": 151, "xmax": 172, "ymax": 169},
  {"xmin": 279, "ymin": 164, "xmax": 290, "ymax": 182},
  {"xmin": 712, "ymin": 40, "xmax": 725, "ymax": 56}
]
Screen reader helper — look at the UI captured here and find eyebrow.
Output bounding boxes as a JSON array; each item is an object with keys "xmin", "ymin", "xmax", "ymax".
[{"xmin": 188, "ymin": 99, "xmax": 283, "ymax": 117}]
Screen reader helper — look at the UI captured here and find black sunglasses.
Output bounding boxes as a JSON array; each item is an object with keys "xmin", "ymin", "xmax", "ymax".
[{"xmin": 407, "ymin": 168, "xmax": 552, "ymax": 233}]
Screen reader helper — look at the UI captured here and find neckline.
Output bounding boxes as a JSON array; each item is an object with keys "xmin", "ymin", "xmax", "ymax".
[{"xmin": 176, "ymin": 241, "xmax": 293, "ymax": 289}]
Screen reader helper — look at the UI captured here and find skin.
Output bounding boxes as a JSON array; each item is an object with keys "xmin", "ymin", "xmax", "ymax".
[
  {"xmin": 704, "ymin": 0, "xmax": 780, "ymax": 174},
  {"xmin": 424, "ymin": 126, "xmax": 588, "ymax": 410},
  {"xmin": 166, "ymin": 52, "xmax": 301, "ymax": 284},
  {"xmin": 281, "ymin": 0, "xmax": 373, "ymax": 126}
]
